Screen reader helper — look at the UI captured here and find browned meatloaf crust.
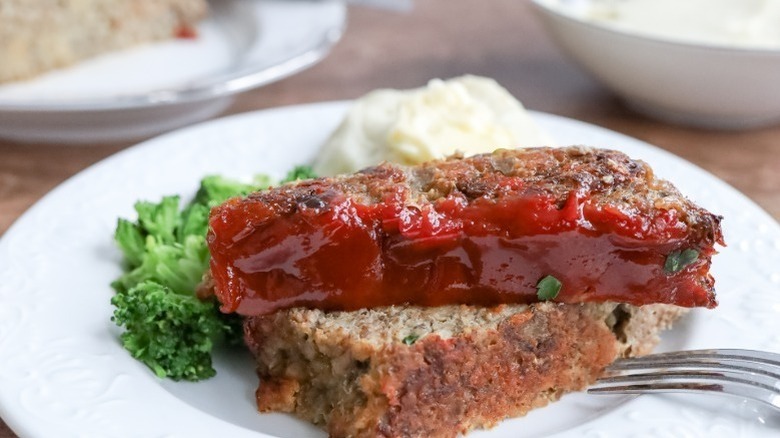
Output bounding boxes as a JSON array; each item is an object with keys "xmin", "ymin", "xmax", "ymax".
[{"xmin": 244, "ymin": 302, "xmax": 685, "ymax": 438}]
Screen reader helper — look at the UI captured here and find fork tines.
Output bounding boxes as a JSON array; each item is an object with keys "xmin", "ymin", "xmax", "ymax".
[{"xmin": 588, "ymin": 349, "xmax": 780, "ymax": 410}]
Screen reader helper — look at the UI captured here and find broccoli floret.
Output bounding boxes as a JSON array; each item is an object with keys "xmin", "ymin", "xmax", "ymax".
[
  {"xmin": 115, "ymin": 219, "xmax": 146, "ymax": 267},
  {"xmin": 111, "ymin": 178, "xmax": 250, "ymax": 381},
  {"xmin": 112, "ymin": 233, "xmax": 209, "ymax": 296},
  {"xmin": 178, "ymin": 203, "xmax": 210, "ymax": 243},
  {"xmin": 111, "ymin": 281, "xmax": 241, "ymax": 381},
  {"xmin": 111, "ymin": 170, "xmax": 317, "ymax": 381},
  {"xmin": 282, "ymin": 165, "xmax": 317, "ymax": 183},
  {"xmin": 134, "ymin": 196, "xmax": 181, "ymax": 244},
  {"xmin": 193, "ymin": 175, "xmax": 270, "ymax": 208}
]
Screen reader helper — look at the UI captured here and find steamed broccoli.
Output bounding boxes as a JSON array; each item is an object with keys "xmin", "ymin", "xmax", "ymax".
[
  {"xmin": 283, "ymin": 165, "xmax": 318, "ymax": 182},
  {"xmin": 111, "ymin": 168, "xmax": 316, "ymax": 381},
  {"xmin": 111, "ymin": 281, "xmax": 237, "ymax": 380}
]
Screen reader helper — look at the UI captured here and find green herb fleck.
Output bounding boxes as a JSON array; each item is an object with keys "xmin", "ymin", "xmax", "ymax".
[
  {"xmin": 402, "ymin": 334, "xmax": 420, "ymax": 345},
  {"xmin": 664, "ymin": 249, "xmax": 699, "ymax": 274},
  {"xmin": 536, "ymin": 275, "xmax": 562, "ymax": 301}
]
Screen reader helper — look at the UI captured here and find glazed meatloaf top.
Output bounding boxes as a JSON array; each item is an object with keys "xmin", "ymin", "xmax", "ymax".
[{"xmin": 208, "ymin": 146, "xmax": 724, "ymax": 316}]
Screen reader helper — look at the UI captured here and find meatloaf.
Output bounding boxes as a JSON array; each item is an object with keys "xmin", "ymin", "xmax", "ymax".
[
  {"xmin": 0, "ymin": 0, "xmax": 207, "ymax": 83},
  {"xmin": 206, "ymin": 146, "xmax": 723, "ymax": 437},
  {"xmin": 245, "ymin": 302, "xmax": 686, "ymax": 438},
  {"xmin": 208, "ymin": 146, "xmax": 723, "ymax": 316}
]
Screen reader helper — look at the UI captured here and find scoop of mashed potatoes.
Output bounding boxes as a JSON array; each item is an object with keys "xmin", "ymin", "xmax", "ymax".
[{"xmin": 313, "ymin": 75, "xmax": 553, "ymax": 176}]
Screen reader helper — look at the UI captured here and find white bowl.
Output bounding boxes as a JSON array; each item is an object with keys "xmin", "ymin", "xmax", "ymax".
[{"xmin": 531, "ymin": 0, "xmax": 780, "ymax": 129}]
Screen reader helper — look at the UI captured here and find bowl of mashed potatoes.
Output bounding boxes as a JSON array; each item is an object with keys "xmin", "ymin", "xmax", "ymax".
[{"xmin": 532, "ymin": 0, "xmax": 780, "ymax": 129}]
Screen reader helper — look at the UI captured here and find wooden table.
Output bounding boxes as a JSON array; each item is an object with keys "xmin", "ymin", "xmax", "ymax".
[{"xmin": 1, "ymin": 1, "xmax": 778, "ymax": 436}]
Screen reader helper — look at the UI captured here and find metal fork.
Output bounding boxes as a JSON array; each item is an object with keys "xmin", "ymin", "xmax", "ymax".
[{"xmin": 588, "ymin": 349, "xmax": 780, "ymax": 410}]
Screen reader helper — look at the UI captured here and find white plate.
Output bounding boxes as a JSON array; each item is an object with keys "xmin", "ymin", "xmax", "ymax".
[
  {"xmin": 0, "ymin": 102, "xmax": 779, "ymax": 438},
  {"xmin": 0, "ymin": 0, "xmax": 345, "ymax": 143}
]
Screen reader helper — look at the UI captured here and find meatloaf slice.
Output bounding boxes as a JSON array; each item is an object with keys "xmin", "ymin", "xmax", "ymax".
[
  {"xmin": 245, "ymin": 302, "xmax": 685, "ymax": 438},
  {"xmin": 0, "ymin": 0, "xmax": 207, "ymax": 83},
  {"xmin": 208, "ymin": 146, "xmax": 723, "ymax": 316}
]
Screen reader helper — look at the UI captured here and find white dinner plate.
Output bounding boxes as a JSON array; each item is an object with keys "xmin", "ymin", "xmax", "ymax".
[
  {"xmin": 0, "ymin": 0, "xmax": 345, "ymax": 143},
  {"xmin": 0, "ymin": 102, "xmax": 778, "ymax": 438}
]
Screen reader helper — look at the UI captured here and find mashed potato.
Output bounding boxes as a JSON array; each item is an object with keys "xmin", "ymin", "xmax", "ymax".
[{"xmin": 313, "ymin": 75, "xmax": 552, "ymax": 176}]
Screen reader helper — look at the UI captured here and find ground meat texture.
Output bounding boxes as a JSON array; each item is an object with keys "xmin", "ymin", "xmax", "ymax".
[
  {"xmin": 244, "ymin": 302, "xmax": 686, "ymax": 438},
  {"xmin": 207, "ymin": 146, "xmax": 724, "ymax": 316}
]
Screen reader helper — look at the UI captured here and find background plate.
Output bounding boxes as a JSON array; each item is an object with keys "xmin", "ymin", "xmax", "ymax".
[
  {"xmin": 0, "ymin": 102, "xmax": 778, "ymax": 437},
  {"xmin": 0, "ymin": 0, "xmax": 345, "ymax": 143}
]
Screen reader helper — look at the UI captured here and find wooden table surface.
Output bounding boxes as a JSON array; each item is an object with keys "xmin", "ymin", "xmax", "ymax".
[{"xmin": 1, "ymin": 1, "xmax": 778, "ymax": 436}]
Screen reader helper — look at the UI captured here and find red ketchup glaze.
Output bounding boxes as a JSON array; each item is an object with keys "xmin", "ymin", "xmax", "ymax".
[{"xmin": 208, "ymin": 180, "xmax": 718, "ymax": 316}]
